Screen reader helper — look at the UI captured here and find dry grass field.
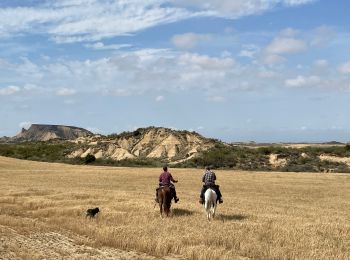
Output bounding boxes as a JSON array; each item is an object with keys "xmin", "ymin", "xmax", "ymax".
[{"xmin": 0, "ymin": 156, "xmax": 350, "ymax": 260}]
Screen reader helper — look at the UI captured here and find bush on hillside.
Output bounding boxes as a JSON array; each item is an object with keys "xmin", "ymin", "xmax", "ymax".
[{"xmin": 84, "ymin": 154, "xmax": 96, "ymax": 164}]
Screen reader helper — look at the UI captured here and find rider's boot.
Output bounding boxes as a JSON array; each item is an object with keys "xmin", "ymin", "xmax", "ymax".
[
  {"xmin": 174, "ymin": 197, "xmax": 179, "ymax": 203},
  {"xmin": 219, "ymin": 198, "xmax": 223, "ymax": 204}
]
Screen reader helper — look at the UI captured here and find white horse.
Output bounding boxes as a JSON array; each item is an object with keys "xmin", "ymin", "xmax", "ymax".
[{"xmin": 204, "ymin": 188, "xmax": 217, "ymax": 221}]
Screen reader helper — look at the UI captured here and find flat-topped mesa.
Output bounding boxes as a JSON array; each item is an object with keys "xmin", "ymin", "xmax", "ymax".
[{"xmin": 12, "ymin": 124, "xmax": 93, "ymax": 142}]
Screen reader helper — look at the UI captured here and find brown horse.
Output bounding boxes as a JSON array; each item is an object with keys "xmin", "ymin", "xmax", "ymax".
[{"xmin": 157, "ymin": 186, "xmax": 172, "ymax": 217}]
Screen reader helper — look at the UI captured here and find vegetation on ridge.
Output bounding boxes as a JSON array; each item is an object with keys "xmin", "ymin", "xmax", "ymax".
[{"xmin": 0, "ymin": 141, "xmax": 349, "ymax": 172}]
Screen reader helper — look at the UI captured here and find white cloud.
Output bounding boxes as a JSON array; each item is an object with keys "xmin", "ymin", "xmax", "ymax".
[
  {"xmin": 285, "ymin": 75, "xmax": 320, "ymax": 87},
  {"xmin": 0, "ymin": 85, "xmax": 20, "ymax": 95},
  {"xmin": 284, "ymin": 0, "xmax": 316, "ymax": 5},
  {"xmin": 261, "ymin": 29, "xmax": 308, "ymax": 65},
  {"xmin": 85, "ymin": 42, "xmax": 132, "ymax": 50},
  {"xmin": 258, "ymin": 69, "xmax": 277, "ymax": 78},
  {"xmin": 325, "ymin": 79, "xmax": 350, "ymax": 91},
  {"xmin": 0, "ymin": 1, "xmax": 192, "ymax": 43},
  {"xmin": 207, "ymin": 96, "xmax": 225, "ymax": 102},
  {"xmin": 171, "ymin": 33, "xmax": 211, "ymax": 49},
  {"xmin": 170, "ymin": 0, "xmax": 315, "ymax": 18},
  {"xmin": 87, "ymin": 127, "xmax": 102, "ymax": 134},
  {"xmin": 238, "ymin": 44, "xmax": 260, "ymax": 59},
  {"xmin": 262, "ymin": 54, "xmax": 286, "ymax": 65},
  {"xmin": 0, "ymin": 1, "xmax": 316, "ymax": 43},
  {"xmin": 310, "ymin": 25, "xmax": 335, "ymax": 47},
  {"xmin": 63, "ymin": 99, "xmax": 77, "ymax": 105},
  {"xmin": 56, "ymin": 88, "xmax": 76, "ymax": 96},
  {"xmin": 338, "ymin": 61, "xmax": 350, "ymax": 74},
  {"xmin": 279, "ymin": 27, "xmax": 300, "ymax": 37},
  {"xmin": 19, "ymin": 121, "xmax": 32, "ymax": 130},
  {"xmin": 313, "ymin": 59, "xmax": 328, "ymax": 67},
  {"xmin": 221, "ymin": 50, "xmax": 232, "ymax": 58},
  {"xmin": 156, "ymin": 95, "xmax": 164, "ymax": 101},
  {"xmin": 5, "ymin": 43, "xmax": 350, "ymax": 105},
  {"xmin": 0, "ymin": 47, "xmax": 323, "ymax": 102},
  {"xmin": 239, "ymin": 50, "xmax": 256, "ymax": 58},
  {"xmin": 178, "ymin": 53, "xmax": 235, "ymax": 70},
  {"xmin": 266, "ymin": 37, "xmax": 307, "ymax": 54}
]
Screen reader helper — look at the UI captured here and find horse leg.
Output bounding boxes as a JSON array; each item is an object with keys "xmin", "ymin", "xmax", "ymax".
[
  {"xmin": 164, "ymin": 197, "xmax": 171, "ymax": 217},
  {"xmin": 212, "ymin": 202, "xmax": 217, "ymax": 219},
  {"xmin": 159, "ymin": 198, "xmax": 163, "ymax": 218},
  {"xmin": 163, "ymin": 201, "xmax": 168, "ymax": 217},
  {"xmin": 205, "ymin": 201, "xmax": 211, "ymax": 221}
]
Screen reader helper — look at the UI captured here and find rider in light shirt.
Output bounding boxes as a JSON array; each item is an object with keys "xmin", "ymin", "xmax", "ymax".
[{"xmin": 199, "ymin": 166, "xmax": 223, "ymax": 204}]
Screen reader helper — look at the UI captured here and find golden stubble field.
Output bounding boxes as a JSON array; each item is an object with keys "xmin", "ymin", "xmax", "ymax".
[{"xmin": 0, "ymin": 156, "xmax": 350, "ymax": 260}]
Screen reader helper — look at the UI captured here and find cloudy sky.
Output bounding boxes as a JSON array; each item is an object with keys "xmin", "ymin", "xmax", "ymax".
[{"xmin": 1, "ymin": 0, "xmax": 350, "ymax": 142}]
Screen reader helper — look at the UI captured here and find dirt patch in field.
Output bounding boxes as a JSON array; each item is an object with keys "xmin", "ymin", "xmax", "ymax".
[{"xmin": 0, "ymin": 225, "xmax": 167, "ymax": 260}]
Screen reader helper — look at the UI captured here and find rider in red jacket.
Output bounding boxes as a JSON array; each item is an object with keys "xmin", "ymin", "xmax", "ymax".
[{"xmin": 155, "ymin": 166, "xmax": 179, "ymax": 203}]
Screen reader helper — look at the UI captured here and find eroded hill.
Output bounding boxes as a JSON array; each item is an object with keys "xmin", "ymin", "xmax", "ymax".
[{"xmin": 68, "ymin": 127, "xmax": 217, "ymax": 163}]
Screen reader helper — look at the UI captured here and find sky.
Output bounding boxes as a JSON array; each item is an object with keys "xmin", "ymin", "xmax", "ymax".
[{"xmin": 1, "ymin": 0, "xmax": 350, "ymax": 143}]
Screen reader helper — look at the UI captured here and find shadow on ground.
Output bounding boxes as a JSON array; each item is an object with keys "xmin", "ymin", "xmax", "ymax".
[
  {"xmin": 172, "ymin": 208, "xmax": 195, "ymax": 216},
  {"xmin": 219, "ymin": 214, "xmax": 248, "ymax": 221}
]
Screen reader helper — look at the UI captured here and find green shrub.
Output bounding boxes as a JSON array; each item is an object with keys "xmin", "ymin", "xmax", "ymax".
[{"xmin": 84, "ymin": 154, "xmax": 96, "ymax": 164}]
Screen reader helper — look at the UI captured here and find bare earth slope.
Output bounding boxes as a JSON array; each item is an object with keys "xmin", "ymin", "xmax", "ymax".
[{"xmin": 69, "ymin": 127, "xmax": 216, "ymax": 162}]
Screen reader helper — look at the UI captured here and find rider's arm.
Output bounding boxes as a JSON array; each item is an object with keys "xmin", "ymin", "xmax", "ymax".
[{"xmin": 170, "ymin": 174, "xmax": 177, "ymax": 183}]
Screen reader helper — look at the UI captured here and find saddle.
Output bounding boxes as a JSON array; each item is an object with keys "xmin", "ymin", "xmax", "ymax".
[
  {"xmin": 158, "ymin": 183, "xmax": 175, "ymax": 189},
  {"xmin": 157, "ymin": 184, "xmax": 175, "ymax": 199},
  {"xmin": 204, "ymin": 183, "xmax": 219, "ymax": 189}
]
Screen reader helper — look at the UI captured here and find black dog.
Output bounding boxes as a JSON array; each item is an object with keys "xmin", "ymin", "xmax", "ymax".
[{"xmin": 86, "ymin": 207, "xmax": 100, "ymax": 218}]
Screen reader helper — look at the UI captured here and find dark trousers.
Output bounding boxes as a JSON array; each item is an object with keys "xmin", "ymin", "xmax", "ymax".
[{"xmin": 200, "ymin": 184, "xmax": 222, "ymax": 200}]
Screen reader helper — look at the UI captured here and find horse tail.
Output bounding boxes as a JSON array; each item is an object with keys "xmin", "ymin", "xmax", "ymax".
[
  {"xmin": 158, "ymin": 187, "xmax": 171, "ymax": 217},
  {"xmin": 158, "ymin": 188, "xmax": 164, "ymax": 217},
  {"xmin": 204, "ymin": 188, "xmax": 217, "ymax": 221}
]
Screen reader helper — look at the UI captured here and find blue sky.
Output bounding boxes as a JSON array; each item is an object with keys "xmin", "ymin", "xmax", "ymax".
[{"xmin": 1, "ymin": 0, "xmax": 350, "ymax": 142}]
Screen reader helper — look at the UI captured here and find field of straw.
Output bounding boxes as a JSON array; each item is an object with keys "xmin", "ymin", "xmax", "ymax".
[{"xmin": 0, "ymin": 156, "xmax": 350, "ymax": 260}]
